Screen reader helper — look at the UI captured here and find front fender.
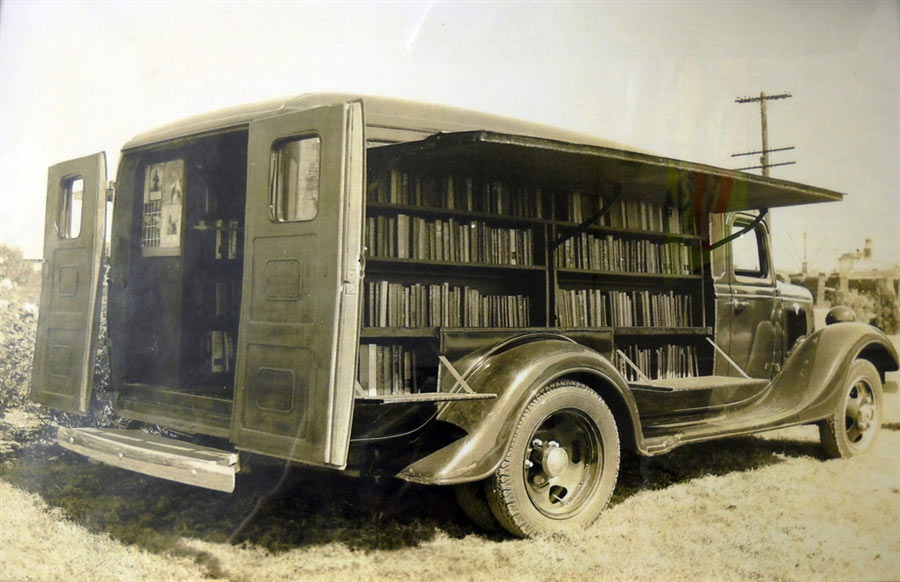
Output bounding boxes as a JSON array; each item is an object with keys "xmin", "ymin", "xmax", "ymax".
[
  {"xmin": 396, "ymin": 338, "xmax": 639, "ymax": 485},
  {"xmin": 769, "ymin": 321, "xmax": 898, "ymax": 425}
]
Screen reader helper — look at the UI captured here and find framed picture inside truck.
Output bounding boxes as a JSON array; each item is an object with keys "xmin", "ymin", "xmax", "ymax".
[{"xmin": 32, "ymin": 94, "xmax": 899, "ymax": 538}]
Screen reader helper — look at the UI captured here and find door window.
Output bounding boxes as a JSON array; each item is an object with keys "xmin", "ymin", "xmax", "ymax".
[
  {"xmin": 270, "ymin": 135, "xmax": 321, "ymax": 222},
  {"xmin": 58, "ymin": 176, "xmax": 84, "ymax": 239},
  {"xmin": 731, "ymin": 222, "xmax": 768, "ymax": 279}
]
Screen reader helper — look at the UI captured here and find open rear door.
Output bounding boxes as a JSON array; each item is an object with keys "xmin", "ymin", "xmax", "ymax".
[
  {"xmin": 232, "ymin": 101, "xmax": 364, "ymax": 468},
  {"xmin": 31, "ymin": 153, "xmax": 107, "ymax": 413}
]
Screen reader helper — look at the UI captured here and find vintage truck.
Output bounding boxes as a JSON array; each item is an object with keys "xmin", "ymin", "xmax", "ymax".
[{"xmin": 32, "ymin": 94, "xmax": 898, "ymax": 537}]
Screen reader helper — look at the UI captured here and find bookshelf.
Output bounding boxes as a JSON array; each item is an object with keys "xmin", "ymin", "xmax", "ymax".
[{"xmin": 358, "ymin": 155, "xmax": 712, "ymax": 398}]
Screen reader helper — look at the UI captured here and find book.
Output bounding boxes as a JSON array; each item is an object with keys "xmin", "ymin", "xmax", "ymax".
[{"xmin": 555, "ymin": 288, "xmax": 695, "ymax": 328}]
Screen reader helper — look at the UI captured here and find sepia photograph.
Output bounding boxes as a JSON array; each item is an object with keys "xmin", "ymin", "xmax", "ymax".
[{"xmin": 1, "ymin": 2, "xmax": 898, "ymax": 581}]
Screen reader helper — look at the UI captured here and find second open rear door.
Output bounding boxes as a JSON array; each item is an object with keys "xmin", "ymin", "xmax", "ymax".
[{"xmin": 232, "ymin": 101, "xmax": 364, "ymax": 468}]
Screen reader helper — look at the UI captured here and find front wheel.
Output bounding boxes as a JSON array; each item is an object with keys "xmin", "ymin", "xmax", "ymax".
[
  {"xmin": 486, "ymin": 380, "xmax": 620, "ymax": 538},
  {"xmin": 819, "ymin": 359, "xmax": 883, "ymax": 458}
]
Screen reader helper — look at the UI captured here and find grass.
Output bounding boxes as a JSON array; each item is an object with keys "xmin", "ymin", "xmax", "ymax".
[
  {"xmin": 2, "ymin": 283, "xmax": 898, "ymax": 581},
  {"xmin": 1, "ymin": 415, "xmax": 898, "ymax": 581}
]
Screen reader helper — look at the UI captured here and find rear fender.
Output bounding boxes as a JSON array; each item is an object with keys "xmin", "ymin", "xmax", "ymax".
[
  {"xmin": 769, "ymin": 321, "xmax": 898, "ymax": 424},
  {"xmin": 396, "ymin": 337, "xmax": 639, "ymax": 485}
]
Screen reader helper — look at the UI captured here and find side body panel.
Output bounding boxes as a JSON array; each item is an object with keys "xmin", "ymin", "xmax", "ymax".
[
  {"xmin": 31, "ymin": 153, "xmax": 107, "ymax": 413},
  {"xmin": 231, "ymin": 102, "xmax": 364, "ymax": 468}
]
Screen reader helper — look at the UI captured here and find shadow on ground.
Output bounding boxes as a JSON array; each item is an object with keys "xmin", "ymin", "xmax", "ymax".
[
  {"xmin": 612, "ymin": 433, "xmax": 823, "ymax": 504},
  {"xmin": 0, "ymin": 430, "xmax": 826, "ymax": 555}
]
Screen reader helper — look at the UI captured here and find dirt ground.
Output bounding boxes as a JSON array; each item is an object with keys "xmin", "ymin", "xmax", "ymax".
[{"xmin": 1, "ymin": 287, "xmax": 899, "ymax": 581}]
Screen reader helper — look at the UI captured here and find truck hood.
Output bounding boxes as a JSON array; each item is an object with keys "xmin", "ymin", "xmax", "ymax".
[{"xmin": 778, "ymin": 280, "xmax": 814, "ymax": 303}]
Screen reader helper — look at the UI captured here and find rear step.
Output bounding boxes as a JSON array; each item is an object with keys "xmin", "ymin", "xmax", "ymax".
[{"xmin": 58, "ymin": 427, "xmax": 240, "ymax": 492}]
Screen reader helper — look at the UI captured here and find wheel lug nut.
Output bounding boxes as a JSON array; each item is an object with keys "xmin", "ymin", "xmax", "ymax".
[
  {"xmin": 548, "ymin": 440, "xmax": 560, "ymax": 448},
  {"xmin": 524, "ymin": 459, "xmax": 534, "ymax": 469},
  {"xmin": 532, "ymin": 438, "xmax": 543, "ymax": 448}
]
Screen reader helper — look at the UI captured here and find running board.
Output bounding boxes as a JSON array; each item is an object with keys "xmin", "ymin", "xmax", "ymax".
[
  {"xmin": 356, "ymin": 392, "xmax": 495, "ymax": 405},
  {"xmin": 630, "ymin": 376, "xmax": 768, "ymax": 393},
  {"xmin": 58, "ymin": 427, "xmax": 240, "ymax": 492}
]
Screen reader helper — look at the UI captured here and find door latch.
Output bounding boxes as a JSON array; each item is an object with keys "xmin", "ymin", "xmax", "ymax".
[
  {"xmin": 731, "ymin": 298, "xmax": 750, "ymax": 310},
  {"xmin": 342, "ymin": 259, "xmax": 361, "ymax": 295}
]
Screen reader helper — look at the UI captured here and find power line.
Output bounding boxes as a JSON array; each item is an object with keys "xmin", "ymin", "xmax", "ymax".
[
  {"xmin": 731, "ymin": 146, "xmax": 795, "ymax": 158},
  {"xmin": 734, "ymin": 161, "xmax": 796, "ymax": 172},
  {"xmin": 733, "ymin": 91, "xmax": 795, "ymax": 177}
]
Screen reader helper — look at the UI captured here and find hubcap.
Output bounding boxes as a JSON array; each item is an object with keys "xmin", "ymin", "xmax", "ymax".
[
  {"xmin": 523, "ymin": 410, "xmax": 603, "ymax": 518},
  {"xmin": 542, "ymin": 443, "xmax": 569, "ymax": 477},
  {"xmin": 844, "ymin": 379, "xmax": 877, "ymax": 449}
]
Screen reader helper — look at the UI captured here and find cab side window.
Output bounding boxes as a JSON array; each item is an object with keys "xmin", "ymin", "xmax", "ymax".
[{"xmin": 731, "ymin": 221, "xmax": 768, "ymax": 279}]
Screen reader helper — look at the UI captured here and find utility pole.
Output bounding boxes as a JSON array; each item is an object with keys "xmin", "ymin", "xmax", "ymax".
[
  {"xmin": 802, "ymin": 231, "xmax": 807, "ymax": 275},
  {"xmin": 732, "ymin": 91, "xmax": 795, "ymax": 176}
]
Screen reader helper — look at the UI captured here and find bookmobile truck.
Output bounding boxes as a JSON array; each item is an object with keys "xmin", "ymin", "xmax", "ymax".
[{"xmin": 32, "ymin": 94, "xmax": 898, "ymax": 537}]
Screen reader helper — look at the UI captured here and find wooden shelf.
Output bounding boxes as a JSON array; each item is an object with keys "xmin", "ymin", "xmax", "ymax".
[
  {"xmin": 556, "ymin": 268, "xmax": 702, "ymax": 281},
  {"xmin": 613, "ymin": 326, "xmax": 712, "ymax": 336},
  {"xmin": 360, "ymin": 326, "xmax": 710, "ymax": 339},
  {"xmin": 366, "ymin": 202, "xmax": 548, "ymax": 225},
  {"xmin": 360, "ymin": 327, "xmax": 439, "ymax": 339},
  {"xmin": 365, "ymin": 256, "xmax": 545, "ymax": 273},
  {"xmin": 553, "ymin": 220, "xmax": 701, "ymax": 242}
]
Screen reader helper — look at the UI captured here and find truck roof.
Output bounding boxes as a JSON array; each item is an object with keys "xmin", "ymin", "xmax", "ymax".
[{"xmin": 123, "ymin": 93, "xmax": 639, "ymax": 152}]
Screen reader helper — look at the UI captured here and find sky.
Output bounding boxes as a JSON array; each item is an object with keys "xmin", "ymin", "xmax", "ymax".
[{"xmin": 1, "ymin": 1, "xmax": 897, "ymax": 274}]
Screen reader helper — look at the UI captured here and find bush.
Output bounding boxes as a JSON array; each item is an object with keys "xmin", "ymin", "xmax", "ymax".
[
  {"xmin": 871, "ymin": 281, "xmax": 900, "ymax": 334},
  {"xmin": 833, "ymin": 283, "xmax": 900, "ymax": 334},
  {"xmin": 0, "ymin": 245, "xmax": 37, "ymax": 287}
]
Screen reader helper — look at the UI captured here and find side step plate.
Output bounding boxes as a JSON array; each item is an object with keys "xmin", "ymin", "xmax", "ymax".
[{"xmin": 58, "ymin": 427, "xmax": 240, "ymax": 492}]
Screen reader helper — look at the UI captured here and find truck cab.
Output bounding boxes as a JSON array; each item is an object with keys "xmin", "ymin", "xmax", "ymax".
[
  {"xmin": 711, "ymin": 211, "xmax": 813, "ymax": 379},
  {"xmin": 31, "ymin": 94, "xmax": 898, "ymax": 537}
]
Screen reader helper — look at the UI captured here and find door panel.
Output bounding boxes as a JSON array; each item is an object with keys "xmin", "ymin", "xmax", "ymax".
[
  {"xmin": 727, "ymin": 285, "xmax": 778, "ymax": 378},
  {"xmin": 716, "ymin": 214, "xmax": 778, "ymax": 379},
  {"xmin": 31, "ymin": 153, "xmax": 107, "ymax": 413},
  {"xmin": 232, "ymin": 102, "xmax": 364, "ymax": 468}
]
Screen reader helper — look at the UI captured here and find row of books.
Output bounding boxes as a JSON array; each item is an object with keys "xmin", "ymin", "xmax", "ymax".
[
  {"xmin": 368, "ymin": 169, "xmax": 546, "ymax": 218},
  {"xmin": 365, "ymin": 214, "xmax": 536, "ymax": 266},
  {"xmin": 357, "ymin": 343, "xmax": 420, "ymax": 396},
  {"xmin": 556, "ymin": 233, "xmax": 695, "ymax": 275},
  {"xmin": 367, "ymin": 167, "xmax": 696, "ymax": 235},
  {"xmin": 358, "ymin": 339, "xmax": 702, "ymax": 395},
  {"xmin": 365, "ymin": 281, "xmax": 532, "ymax": 328},
  {"xmin": 556, "ymin": 289, "xmax": 694, "ymax": 328},
  {"xmin": 616, "ymin": 344, "xmax": 700, "ymax": 381},
  {"xmin": 564, "ymin": 192, "xmax": 692, "ymax": 235}
]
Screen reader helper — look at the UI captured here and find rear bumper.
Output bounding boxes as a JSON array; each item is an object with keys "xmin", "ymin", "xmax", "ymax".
[{"xmin": 57, "ymin": 427, "xmax": 240, "ymax": 492}]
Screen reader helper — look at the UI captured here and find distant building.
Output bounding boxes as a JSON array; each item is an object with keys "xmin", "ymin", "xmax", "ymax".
[{"xmin": 790, "ymin": 238, "xmax": 900, "ymax": 305}]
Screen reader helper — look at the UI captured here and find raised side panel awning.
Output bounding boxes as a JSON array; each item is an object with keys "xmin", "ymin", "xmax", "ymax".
[{"xmin": 368, "ymin": 130, "xmax": 844, "ymax": 212}]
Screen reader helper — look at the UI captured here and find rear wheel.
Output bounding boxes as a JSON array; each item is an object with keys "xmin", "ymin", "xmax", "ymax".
[
  {"xmin": 454, "ymin": 480, "xmax": 501, "ymax": 532},
  {"xmin": 486, "ymin": 380, "xmax": 620, "ymax": 538},
  {"xmin": 819, "ymin": 359, "xmax": 883, "ymax": 458}
]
